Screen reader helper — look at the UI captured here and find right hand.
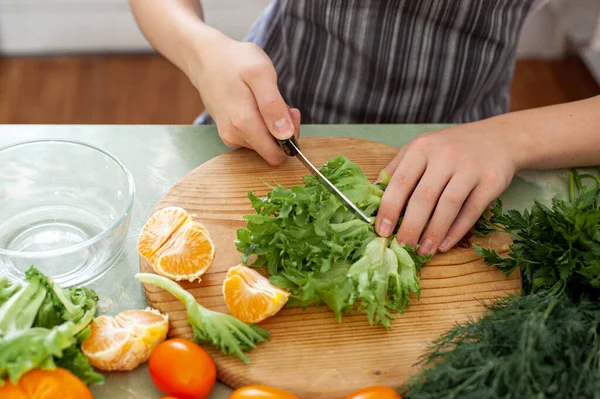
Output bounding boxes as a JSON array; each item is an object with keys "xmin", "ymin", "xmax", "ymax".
[{"xmin": 190, "ymin": 35, "xmax": 300, "ymax": 166}]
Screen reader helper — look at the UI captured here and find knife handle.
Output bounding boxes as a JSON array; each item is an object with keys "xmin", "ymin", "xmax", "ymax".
[{"xmin": 276, "ymin": 137, "xmax": 299, "ymax": 157}]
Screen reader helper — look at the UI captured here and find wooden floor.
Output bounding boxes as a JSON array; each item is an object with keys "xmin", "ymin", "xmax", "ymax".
[{"xmin": 0, "ymin": 54, "xmax": 598, "ymax": 124}]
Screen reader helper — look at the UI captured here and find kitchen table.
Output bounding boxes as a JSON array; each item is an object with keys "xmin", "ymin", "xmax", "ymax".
[{"xmin": 0, "ymin": 124, "xmax": 573, "ymax": 399}]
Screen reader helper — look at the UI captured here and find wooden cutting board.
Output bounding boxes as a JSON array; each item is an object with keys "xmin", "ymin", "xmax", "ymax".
[{"xmin": 139, "ymin": 136, "xmax": 520, "ymax": 399}]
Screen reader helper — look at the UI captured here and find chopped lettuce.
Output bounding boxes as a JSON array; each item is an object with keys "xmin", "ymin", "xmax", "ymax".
[
  {"xmin": 347, "ymin": 238, "xmax": 422, "ymax": 327},
  {"xmin": 236, "ymin": 155, "xmax": 431, "ymax": 327},
  {"xmin": 0, "ymin": 267, "xmax": 103, "ymax": 386}
]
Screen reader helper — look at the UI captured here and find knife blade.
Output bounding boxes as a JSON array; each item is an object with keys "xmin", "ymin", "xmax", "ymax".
[{"xmin": 276, "ymin": 137, "xmax": 373, "ymax": 224}]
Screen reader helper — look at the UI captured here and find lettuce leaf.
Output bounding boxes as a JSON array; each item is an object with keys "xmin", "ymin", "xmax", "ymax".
[
  {"xmin": 136, "ymin": 273, "xmax": 270, "ymax": 364},
  {"xmin": 236, "ymin": 155, "xmax": 430, "ymax": 326},
  {"xmin": 0, "ymin": 267, "xmax": 102, "ymax": 386}
]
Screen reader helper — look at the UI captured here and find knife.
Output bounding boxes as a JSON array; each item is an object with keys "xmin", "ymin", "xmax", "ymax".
[{"xmin": 276, "ymin": 137, "xmax": 373, "ymax": 224}]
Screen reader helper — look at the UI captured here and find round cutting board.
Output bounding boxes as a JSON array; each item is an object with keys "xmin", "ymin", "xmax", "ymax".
[{"xmin": 139, "ymin": 136, "xmax": 520, "ymax": 399}]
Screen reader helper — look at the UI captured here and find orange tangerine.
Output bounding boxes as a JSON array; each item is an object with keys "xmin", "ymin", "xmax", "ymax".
[
  {"xmin": 138, "ymin": 206, "xmax": 191, "ymax": 259},
  {"xmin": 223, "ymin": 264, "xmax": 290, "ymax": 324},
  {"xmin": 0, "ymin": 368, "xmax": 93, "ymax": 399},
  {"xmin": 138, "ymin": 206, "xmax": 215, "ymax": 282},
  {"xmin": 82, "ymin": 308, "xmax": 168, "ymax": 371},
  {"xmin": 81, "ymin": 315, "xmax": 133, "ymax": 371}
]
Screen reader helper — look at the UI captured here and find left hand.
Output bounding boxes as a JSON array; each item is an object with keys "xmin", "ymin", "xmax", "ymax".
[{"xmin": 375, "ymin": 122, "xmax": 518, "ymax": 256}]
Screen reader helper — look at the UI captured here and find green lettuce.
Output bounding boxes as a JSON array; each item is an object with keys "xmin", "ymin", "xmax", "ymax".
[
  {"xmin": 236, "ymin": 155, "xmax": 431, "ymax": 327},
  {"xmin": 0, "ymin": 267, "xmax": 103, "ymax": 386}
]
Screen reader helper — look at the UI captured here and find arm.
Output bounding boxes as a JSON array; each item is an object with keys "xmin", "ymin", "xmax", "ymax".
[
  {"xmin": 510, "ymin": 96, "xmax": 600, "ymax": 170},
  {"xmin": 375, "ymin": 95, "xmax": 600, "ymax": 256},
  {"xmin": 129, "ymin": 0, "xmax": 300, "ymax": 165},
  {"xmin": 129, "ymin": 0, "xmax": 209, "ymax": 81}
]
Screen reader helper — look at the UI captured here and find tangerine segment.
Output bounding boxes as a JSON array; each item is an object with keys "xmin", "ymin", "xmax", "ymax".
[
  {"xmin": 138, "ymin": 206, "xmax": 192, "ymax": 259},
  {"xmin": 223, "ymin": 264, "xmax": 290, "ymax": 324},
  {"xmin": 82, "ymin": 308, "xmax": 169, "ymax": 372},
  {"xmin": 81, "ymin": 315, "xmax": 134, "ymax": 371},
  {"xmin": 115, "ymin": 308, "xmax": 169, "ymax": 354},
  {"xmin": 17, "ymin": 368, "xmax": 93, "ymax": 399},
  {"xmin": 150, "ymin": 220, "xmax": 215, "ymax": 282}
]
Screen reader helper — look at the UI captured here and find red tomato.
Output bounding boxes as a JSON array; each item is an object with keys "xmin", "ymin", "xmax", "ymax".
[
  {"xmin": 344, "ymin": 386, "xmax": 402, "ymax": 399},
  {"xmin": 228, "ymin": 385, "xmax": 300, "ymax": 399},
  {"xmin": 149, "ymin": 338, "xmax": 216, "ymax": 399}
]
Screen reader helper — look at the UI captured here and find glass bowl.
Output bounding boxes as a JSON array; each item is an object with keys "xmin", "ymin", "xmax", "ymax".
[{"xmin": 0, "ymin": 139, "xmax": 135, "ymax": 287}]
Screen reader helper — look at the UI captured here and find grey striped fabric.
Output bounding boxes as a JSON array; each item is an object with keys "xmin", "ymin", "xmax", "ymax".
[{"xmin": 195, "ymin": 0, "xmax": 536, "ymax": 125}]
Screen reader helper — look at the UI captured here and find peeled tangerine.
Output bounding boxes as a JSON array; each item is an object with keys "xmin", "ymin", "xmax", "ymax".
[
  {"xmin": 81, "ymin": 308, "xmax": 169, "ymax": 371},
  {"xmin": 138, "ymin": 206, "xmax": 215, "ymax": 282},
  {"xmin": 223, "ymin": 264, "xmax": 290, "ymax": 324}
]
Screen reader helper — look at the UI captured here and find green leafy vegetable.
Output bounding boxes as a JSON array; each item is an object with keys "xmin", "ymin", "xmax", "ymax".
[
  {"xmin": 404, "ymin": 170, "xmax": 600, "ymax": 398},
  {"xmin": 136, "ymin": 272, "xmax": 270, "ymax": 364},
  {"xmin": 0, "ymin": 323, "xmax": 75, "ymax": 385},
  {"xmin": 0, "ymin": 267, "xmax": 102, "ymax": 386},
  {"xmin": 27, "ymin": 267, "xmax": 98, "ymax": 336},
  {"xmin": 473, "ymin": 170, "xmax": 600, "ymax": 296},
  {"xmin": 0, "ymin": 273, "xmax": 47, "ymax": 336},
  {"xmin": 55, "ymin": 344, "xmax": 105, "ymax": 386},
  {"xmin": 346, "ymin": 237, "xmax": 421, "ymax": 327},
  {"xmin": 235, "ymin": 155, "xmax": 430, "ymax": 326},
  {"xmin": 403, "ymin": 292, "xmax": 600, "ymax": 399}
]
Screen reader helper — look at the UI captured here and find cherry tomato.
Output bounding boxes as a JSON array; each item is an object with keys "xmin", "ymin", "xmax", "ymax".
[
  {"xmin": 344, "ymin": 386, "xmax": 402, "ymax": 399},
  {"xmin": 228, "ymin": 385, "xmax": 300, "ymax": 399},
  {"xmin": 149, "ymin": 338, "xmax": 216, "ymax": 399}
]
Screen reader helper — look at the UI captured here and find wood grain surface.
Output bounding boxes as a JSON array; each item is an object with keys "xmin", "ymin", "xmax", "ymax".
[{"xmin": 139, "ymin": 136, "xmax": 521, "ymax": 399}]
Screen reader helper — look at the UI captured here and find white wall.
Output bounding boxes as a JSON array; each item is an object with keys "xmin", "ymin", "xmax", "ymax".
[
  {"xmin": 0, "ymin": 0, "xmax": 272, "ymax": 54},
  {"xmin": 0, "ymin": 0, "xmax": 596, "ymax": 65}
]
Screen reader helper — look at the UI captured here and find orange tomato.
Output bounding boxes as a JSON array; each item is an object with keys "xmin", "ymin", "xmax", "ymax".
[
  {"xmin": 228, "ymin": 385, "xmax": 300, "ymax": 399},
  {"xmin": 149, "ymin": 338, "xmax": 216, "ymax": 399},
  {"xmin": 344, "ymin": 386, "xmax": 402, "ymax": 399},
  {"xmin": 0, "ymin": 367, "xmax": 93, "ymax": 399}
]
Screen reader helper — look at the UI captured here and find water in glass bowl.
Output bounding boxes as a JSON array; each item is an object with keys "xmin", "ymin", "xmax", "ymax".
[{"xmin": 0, "ymin": 139, "xmax": 135, "ymax": 287}]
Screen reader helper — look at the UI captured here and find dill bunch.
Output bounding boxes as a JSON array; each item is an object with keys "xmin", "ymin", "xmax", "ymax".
[
  {"xmin": 404, "ymin": 170, "xmax": 600, "ymax": 399},
  {"xmin": 403, "ymin": 292, "xmax": 600, "ymax": 399}
]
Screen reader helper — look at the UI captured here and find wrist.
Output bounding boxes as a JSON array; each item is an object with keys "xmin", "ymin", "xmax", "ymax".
[
  {"xmin": 180, "ymin": 23, "xmax": 229, "ymax": 85},
  {"xmin": 475, "ymin": 113, "xmax": 537, "ymax": 172}
]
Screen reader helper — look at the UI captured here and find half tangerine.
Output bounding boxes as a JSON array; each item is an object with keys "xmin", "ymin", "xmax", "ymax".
[{"xmin": 223, "ymin": 264, "xmax": 290, "ymax": 324}]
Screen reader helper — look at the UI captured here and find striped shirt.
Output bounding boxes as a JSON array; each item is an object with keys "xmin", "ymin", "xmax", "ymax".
[{"xmin": 195, "ymin": 0, "xmax": 542, "ymax": 125}]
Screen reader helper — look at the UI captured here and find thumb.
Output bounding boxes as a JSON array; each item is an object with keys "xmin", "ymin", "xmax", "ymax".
[{"xmin": 245, "ymin": 70, "xmax": 294, "ymax": 140}]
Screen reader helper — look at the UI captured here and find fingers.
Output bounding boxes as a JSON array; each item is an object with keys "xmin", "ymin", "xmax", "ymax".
[
  {"xmin": 243, "ymin": 64, "xmax": 295, "ymax": 140},
  {"xmin": 395, "ymin": 165, "xmax": 453, "ymax": 247},
  {"xmin": 437, "ymin": 184, "xmax": 501, "ymax": 252},
  {"xmin": 219, "ymin": 127, "xmax": 248, "ymax": 149},
  {"xmin": 416, "ymin": 173, "xmax": 479, "ymax": 255},
  {"xmin": 217, "ymin": 76, "xmax": 290, "ymax": 166},
  {"xmin": 234, "ymin": 110, "xmax": 288, "ymax": 166},
  {"xmin": 378, "ymin": 146, "xmax": 407, "ymax": 182},
  {"xmin": 375, "ymin": 151, "xmax": 427, "ymax": 238}
]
